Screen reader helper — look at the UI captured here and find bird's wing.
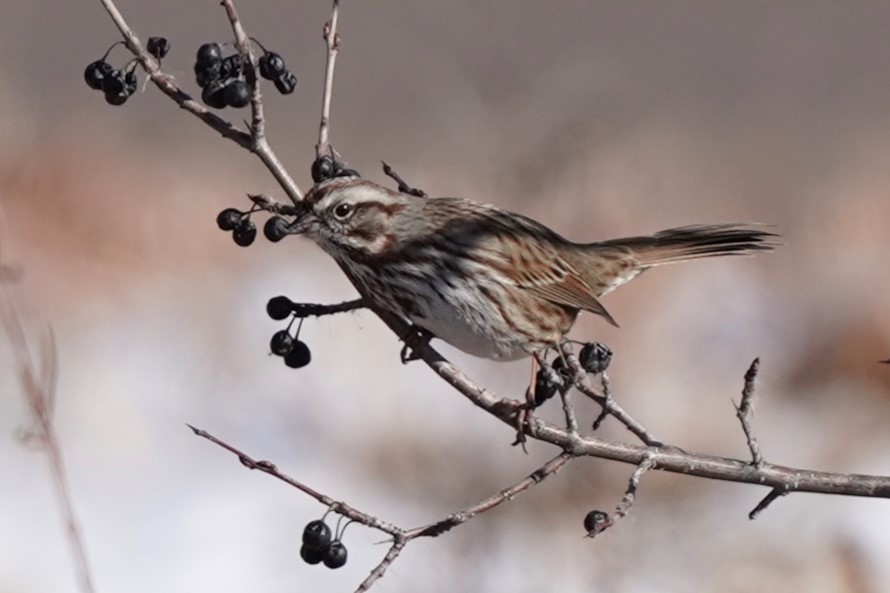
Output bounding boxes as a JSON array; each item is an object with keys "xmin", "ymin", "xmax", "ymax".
[
  {"xmin": 520, "ymin": 266, "xmax": 619, "ymax": 327},
  {"xmin": 493, "ymin": 231, "xmax": 619, "ymax": 327}
]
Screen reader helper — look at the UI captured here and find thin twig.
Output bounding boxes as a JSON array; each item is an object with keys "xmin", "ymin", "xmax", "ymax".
[
  {"xmin": 585, "ymin": 452, "xmax": 657, "ymax": 537},
  {"xmin": 316, "ymin": 0, "xmax": 341, "ymax": 159},
  {"xmin": 407, "ymin": 453, "xmax": 572, "ymax": 538},
  {"xmin": 220, "ymin": 0, "xmax": 264, "ymax": 141},
  {"xmin": 1, "ymin": 273, "xmax": 96, "ymax": 593},
  {"xmin": 188, "ymin": 424, "xmax": 404, "ymax": 535},
  {"xmin": 559, "ymin": 342, "xmax": 660, "ymax": 445},
  {"xmin": 735, "ymin": 358, "xmax": 764, "ymax": 467},
  {"xmin": 97, "ymin": 0, "xmax": 303, "ymax": 204},
  {"xmin": 591, "ymin": 372, "xmax": 611, "ymax": 431},
  {"xmin": 749, "ymin": 487, "xmax": 788, "ymax": 520},
  {"xmin": 381, "ymin": 161, "xmax": 428, "ymax": 197},
  {"xmin": 354, "ymin": 541, "xmax": 406, "ymax": 593},
  {"xmin": 290, "ymin": 298, "xmax": 365, "ymax": 318}
]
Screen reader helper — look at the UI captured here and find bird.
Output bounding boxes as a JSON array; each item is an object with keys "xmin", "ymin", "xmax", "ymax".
[{"xmin": 289, "ymin": 176, "xmax": 777, "ymax": 362}]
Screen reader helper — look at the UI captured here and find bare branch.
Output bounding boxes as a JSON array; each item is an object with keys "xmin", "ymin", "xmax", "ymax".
[
  {"xmin": 1, "ymin": 270, "xmax": 96, "ymax": 593},
  {"xmin": 734, "ymin": 358, "xmax": 764, "ymax": 467},
  {"xmin": 591, "ymin": 371, "xmax": 611, "ymax": 431},
  {"xmin": 316, "ymin": 0, "xmax": 341, "ymax": 159},
  {"xmin": 188, "ymin": 424, "xmax": 404, "ymax": 535},
  {"xmin": 381, "ymin": 162, "xmax": 428, "ymax": 197},
  {"xmin": 354, "ymin": 541, "xmax": 406, "ymax": 593},
  {"xmin": 407, "ymin": 453, "xmax": 572, "ymax": 538},
  {"xmin": 370, "ymin": 310, "xmax": 890, "ymax": 499}
]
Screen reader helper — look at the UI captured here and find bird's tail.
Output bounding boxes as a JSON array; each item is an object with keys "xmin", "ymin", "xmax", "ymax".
[{"xmin": 581, "ymin": 224, "xmax": 779, "ymax": 296}]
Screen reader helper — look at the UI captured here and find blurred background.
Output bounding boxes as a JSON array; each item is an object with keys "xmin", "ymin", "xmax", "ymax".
[{"xmin": 2, "ymin": 1, "xmax": 890, "ymax": 592}]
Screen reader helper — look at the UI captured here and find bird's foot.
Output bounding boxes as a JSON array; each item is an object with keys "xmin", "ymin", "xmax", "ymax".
[{"xmin": 399, "ymin": 324, "xmax": 433, "ymax": 364}]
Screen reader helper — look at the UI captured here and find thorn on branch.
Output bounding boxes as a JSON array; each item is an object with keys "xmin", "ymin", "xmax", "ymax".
[
  {"xmin": 734, "ymin": 357, "xmax": 764, "ymax": 467},
  {"xmin": 748, "ymin": 487, "xmax": 789, "ymax": 520},
  {"xmin": 584, "ymin": 453, "xmax": 657, "ymax": 538}
]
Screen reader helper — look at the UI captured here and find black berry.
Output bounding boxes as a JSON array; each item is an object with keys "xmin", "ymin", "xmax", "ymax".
[
  {"xmin": 579, "ymin": 343, "xmax": 612, "ymax": 375},
  {"xmin": 273, "ymin": 71, "xmax": 297, "ymax": 95},
  {"xmin": 84, "ymin": 60, "xmax": 113, "ymax": 90},
  {"xmin": 302, "ymin": 520, "xmax": 331, "ymax": 550},
  {"xmin": 216, "ymin": 208, "xmax": 243, "ymax": 231},
  {"xmin": 323, "ymin": 541, "xmax": 348, "ymax": 569},
  {"xmin": 104, "ymin": 92, "xmax": 128, "ymax": 106},
  {"xmin": 147, "ymin": 36, "xmax": 170, "ymax": 60},
  {"xmin": 311, "ymin": 156, "xmax": 335, "ymax": 183},
  {"xmin": 102, "ymin": 70, "xmax": 126, "ymax": 96},
  {"xmin": 196, "ymin": 43, "xmax": 222, "ymax": 68},
  {"xmin": 223, "ymin": 79, "xmax": 250, "ymax": 108},
  {"xmin": 266, "ymin": 296, "xmax": 294, "ymax": 320},
  {"xmin": 258, "ymin": 52, "xmax": 286, "ymax": 80},
  {"xmin": 299, "ymin": 545, "xmax": 325, "ymax": 565},
  {"xmin": 232, "ymin": 219, "xmax": 257, "ymax": 247},
  {"xmin": 263, "ymin": 216, "xmax": 290, "ymax": 243},
  {"xmin": 102, "ymin": 70, "xmax": 130, "ymax": 106},
  {"xmin": 270, "ymin": 330, "xmax": 294, "ymax": 357},
  {"xmin": 124, "ymin": 70, "xmax": 138, "ymax": 95},
  {"xmin": 334, "ymin": 166, "xmax": 359, "ymax": 178},
  {"xmin": 284, "ymin": 341, "xmax": 311, "ymax": 368},
  {"xmin": 533, "ymin": 366, "xmax": 563, "ymax": 407},
  {"xmin": 583, "ymin": 510, "xmax": 610, "ymax": 535},
  {"xmin": 202, "ymin": 81, "xmax": 227, "ymax": 109},
  {"xmin": 220, "ymin": 54, "xmax": 243, "ymax": 80}
]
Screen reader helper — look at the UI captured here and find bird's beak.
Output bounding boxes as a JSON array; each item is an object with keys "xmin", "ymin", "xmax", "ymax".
[{"xmin": 286, "ymin": 203, "xmax": 315, "ymax": 235}]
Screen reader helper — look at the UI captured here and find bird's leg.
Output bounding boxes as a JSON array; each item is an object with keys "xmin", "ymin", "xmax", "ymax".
[
  {"xmin": 512, "ymin": 355, "xmax": 541, "ymax": 452},
  {"xmin": 399, "ymin": 324, "xmax": 433, "ymax": 364}
]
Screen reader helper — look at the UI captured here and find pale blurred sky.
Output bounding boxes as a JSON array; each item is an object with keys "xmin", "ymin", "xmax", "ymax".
[{"xmin": 2, "ymin": 2, "xmax": 890, "ymax": 593}]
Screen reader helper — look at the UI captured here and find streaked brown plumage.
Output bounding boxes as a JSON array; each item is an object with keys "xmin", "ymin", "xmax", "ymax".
[{"xmin": 291, "ymin": 177, "xmax": 777, "ymax": 361}]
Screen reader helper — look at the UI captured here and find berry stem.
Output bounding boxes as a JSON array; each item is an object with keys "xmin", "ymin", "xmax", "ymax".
[{"xmin": 99, "ymin": 39, "xmax": 126, "ymax": 61}]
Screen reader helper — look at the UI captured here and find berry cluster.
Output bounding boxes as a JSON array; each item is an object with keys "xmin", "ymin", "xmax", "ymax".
[
  {"xmin": 534, "ymin": 342, "xmax": 613, "ymax": 406},
  {"xmin": 216, "ymin": 201, "xmax": 293, "ymax": 247},
  {"xmin": 267, "ymin": 296, "xmax": 312, "ymax": 369},
  {"xmin": 216, "ymin": 207, "xmax": 257, "ymax": 246},
  {"xmin": 84, "ymin": 37, "xmax": 168, "ymax": 106},
  {"xmin": 300, "ymin": 518, "xmax": 348, "ymax": 569},
  {"xmin": 194, "ymin": 41, "xmax": 296, "ymax": 110}
]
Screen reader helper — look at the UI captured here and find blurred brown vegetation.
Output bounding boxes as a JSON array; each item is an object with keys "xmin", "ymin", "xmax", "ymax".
[{"xmin": 2, "ymin": 1, "xmax": 890, "ymax": 592}]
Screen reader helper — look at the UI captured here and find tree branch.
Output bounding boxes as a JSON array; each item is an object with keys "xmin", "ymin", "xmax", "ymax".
[
  {"xmin": 97, "ymin": 0, "xmax": 303, "ymax": 204},
  {"xmin": 316, "ymin": 0, "xmax": 341, "ymax": 159},
  {"xmin": 1, "ymin": 254, "xmax": 96, "ymax": 593}
]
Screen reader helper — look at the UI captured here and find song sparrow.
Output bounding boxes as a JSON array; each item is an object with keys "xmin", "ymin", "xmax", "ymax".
[{"xmin": 290, "ymin": 177, "xmax": 777, "ymax": 361}]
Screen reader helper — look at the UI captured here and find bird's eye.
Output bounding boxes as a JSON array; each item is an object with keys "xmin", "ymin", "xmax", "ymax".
[{"xmin": 332, "ymin": 203, "xmax": 353, "ymax": 220}]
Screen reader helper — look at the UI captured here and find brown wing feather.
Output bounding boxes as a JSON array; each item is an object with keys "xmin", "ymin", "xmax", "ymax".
[
  {"xmin": 497, "ymin": 236, "xmax": 619, "ymax": 327},
  {"xmin": 523, "ymin": 277, "xmax": 619, "ymax": 327}
]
